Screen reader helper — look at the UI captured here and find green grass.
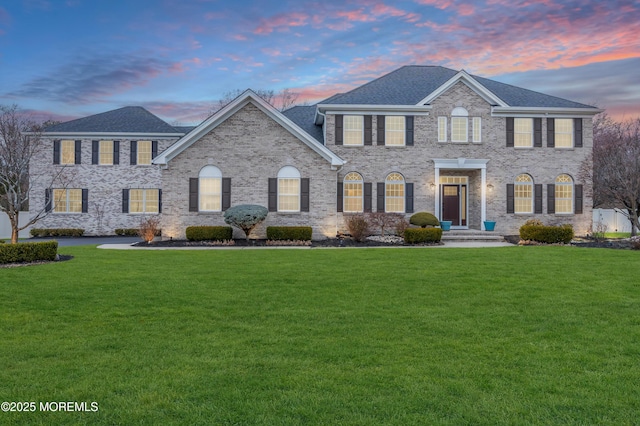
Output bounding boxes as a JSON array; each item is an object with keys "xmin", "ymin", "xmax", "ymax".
[
  {"xmin": 604, "ymin": 232, "xmax": 632, "ymax": 238},
  {"xmin": 1, "ymin": 246, "xmax": 639, "ymax": 425}
]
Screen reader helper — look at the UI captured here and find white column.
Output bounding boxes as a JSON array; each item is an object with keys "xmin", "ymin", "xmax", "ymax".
[
  {"xmin": 481, "ymin": 167, "xmax": 487, "ymax": 230},
  {"xmin": 434, "ymin": 167, "xmax": 440, "ymax": 220}
]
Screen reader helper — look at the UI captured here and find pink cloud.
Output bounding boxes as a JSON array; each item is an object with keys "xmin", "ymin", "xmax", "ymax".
[
  {"xmin": 254, "ymin": 12, "xmax": 309, "ymax": 34},
  {"xmin": 335, "ymin": 9, "xmax": 376, "ymax": 22}
]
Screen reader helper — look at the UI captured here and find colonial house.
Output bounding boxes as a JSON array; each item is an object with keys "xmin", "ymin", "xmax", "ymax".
[{"xmin": 32, "ymin": 65, "xmax": 600, "ymax": 239}]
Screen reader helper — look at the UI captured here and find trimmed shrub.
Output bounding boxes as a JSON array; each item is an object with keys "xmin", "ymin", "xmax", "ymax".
[
  {"xmin": 519, "ymin": 223, "xmax": 574, "ymax": 244},
  {"xmin": 267, "ymin": 226, "xmax": 312, "ymax": 241},
  {"xmin": 0, "ymin": 241, "xmax": 58, "ymax": 264},
  {"xmin": 345, "ymin": 214, "xmax": 369, "ymax": 242},
  {"xmin": 224, "ymin": 204, "xmax": 268, "ymax": 241},
  {"xmin": 186, "ymin": 226, "xmax": 233, "ymax": 241},
  {"xmin": 115, "ymin": 228, "xmax": 139, "ymax": 236},
  {"xmin": 409, "ymin": 212, "xmax": 439, "ymax": 228},
  {"xmin": 30, "ymin": 228, "xmax": 84, "ymax": 237},
  {"xmin": 404, "ymin": 228, "xmax": 443, "ymax": 244}
]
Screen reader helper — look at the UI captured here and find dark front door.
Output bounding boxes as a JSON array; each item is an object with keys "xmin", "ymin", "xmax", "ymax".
[{"xmin": 442, "ymin": 185, "xmax": 460, "ymax": 225}]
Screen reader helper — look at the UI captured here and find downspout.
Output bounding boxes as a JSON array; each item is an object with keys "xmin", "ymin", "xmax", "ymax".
[{"xmin": 335, "ymin": 164, "xmax": 343, "ymax": 238}]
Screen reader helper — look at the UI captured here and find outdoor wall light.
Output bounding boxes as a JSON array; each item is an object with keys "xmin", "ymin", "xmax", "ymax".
[
  {"xmin": 487, "ymin": 184, "xmax": 494, "ymax": 192},
  {"xmin": 429, "ymin": 182, "xmax": 436, "ymax": 190}
]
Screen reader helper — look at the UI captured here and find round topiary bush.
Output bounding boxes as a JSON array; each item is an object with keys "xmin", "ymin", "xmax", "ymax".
[
  {"xmin": 223, "ymin": 204, "xmax": 268, "ymax": 241},
  {"xmin": 409, "ymin": 212, "xmax": 439, "ymax": 228}
]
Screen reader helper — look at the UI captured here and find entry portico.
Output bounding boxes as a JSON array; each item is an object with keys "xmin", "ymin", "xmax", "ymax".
[{"xmin": 433, "ymin": 158, "xmax": 489, "ymax": 230}]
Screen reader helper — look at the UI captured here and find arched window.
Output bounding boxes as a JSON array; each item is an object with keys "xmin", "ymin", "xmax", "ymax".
[
  {"xmin": 278, "ymin": 166, "xmax": 300, "ymax": 212},
  {"xmin": 514, "ymin": 174, "xmax": 533, "ymax": 214},
  {"xmin": 555, "ymin": 174, "xmax": 573, "ymax": 214},
  {"xmin": 199, "ymin": 166, "xmax": 222, "ymax": 211},
  {"xmin": 385, "ymin": 172, "xmax": 405, "ymax": 213},
  {"xmin": 343, "ymin": 172, "xmax": 363, "ymax": 213},
  {"xmin": 451, "ymin": 107, "xmax": 468, "ymax": 143}
]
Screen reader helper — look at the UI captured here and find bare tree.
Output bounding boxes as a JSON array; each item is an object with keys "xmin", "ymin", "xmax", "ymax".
[
  {"xmin": 0, "ymin": 105, "xmax": 70, "ymax": 243},
  {"xmin": 581, "ymin": 114, "xmax": 640, "ymax": 235},
  {"xmin": 210, "ymin": 88, "xmax": 300, "ymax": 115}
]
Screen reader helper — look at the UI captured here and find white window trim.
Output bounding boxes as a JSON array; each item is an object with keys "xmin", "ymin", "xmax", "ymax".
[
  {"xmin": 60, "ymin": 140, "xmax": 75, "ymax": 165},
  {"xmin": 555, "ymin": 119, "xmax": 574, "ymax": 149},
  {"xmin": 514, "ymin": 118, "xmax": 533, "ymax": 148},
  {"xmin": 137, "ymin": 140, "xmax": 152, "ymax": 165},
  {"xmin": 53, "ymin": 188, "xmax": 82, "ymax": 214},
  {"xmin": 199, "ymin": 166, "xmax": 222, "ymax": 212},
  {"xmin": 343, "ymin": 172, "xmax": 364, "ymax": 213},
  {"xmin": 277, "ymin": 166, "xmax": 301, "ymax": 213},
  {"xmin": 451, "ymin": 117, "xmax": 468, "ymax": 143},
  {"xmin": 343, "ymin": 115, "xmax": 364, "ymax": 146},
  {"xmin": 99, "ymin": 140, "xmax": 113, "ymax": 165},
  {"xmin": 385, "ymin": 116, "xmax": 405, "ymax": 146},
  {"xmin": 514, "ymin": 174, "xmax": 534, "ymax": 214},
  {"xmin": 129, "ymin": 189, "xmax": 159, "ymax": 214},
  {"xmin": 438, "ymin": 117, "xmax": 447, "ymax": 142},
  {"xmin": 385, "ymin": 172, "xmax": 405, "ymax": 213},
  {"xmin": 555, "ymin": 174, "xmax": 574, "ymax": 214},
  {"xmin": 472, "ymin": 117, "xmax": 482, "ymax": 143}
]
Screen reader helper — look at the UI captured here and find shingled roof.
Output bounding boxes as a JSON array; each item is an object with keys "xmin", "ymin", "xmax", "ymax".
[
  {"xmin": 322, "ymin": 65, "xmax": 596, "ymax": 109},
  {"xmin": 44, "ymin": 106, "xmax": 182, "ymax": 134},
  {"xmin": 281, "ymin": 105, "xmax": 323, "ymax": 144}
]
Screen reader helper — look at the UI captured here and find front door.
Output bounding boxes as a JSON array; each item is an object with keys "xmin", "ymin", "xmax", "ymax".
[{"xmin": 442, "ymin": 184, "xmax": 467, "ymax": 227}]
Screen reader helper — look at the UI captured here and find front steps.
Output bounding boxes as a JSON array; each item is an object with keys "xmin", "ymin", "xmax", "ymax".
[{"xmin": 441, "ymin": 229, "xmax": 506, "ymax": 242}]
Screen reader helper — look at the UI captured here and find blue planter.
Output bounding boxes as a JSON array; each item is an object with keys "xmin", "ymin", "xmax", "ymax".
[
  {"xmin": 484, "ymin": 221, "xmax": 496, "ymax": 231},
  {"xmin": 440, "ymin": 221, "xmax": 452, "ymax": 231}
]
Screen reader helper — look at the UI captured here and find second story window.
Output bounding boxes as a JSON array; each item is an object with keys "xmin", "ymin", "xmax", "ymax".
[
  {"xmin": 343, "ymin": 115, "xmax": 364, "ymax": 146},
  {"xmin": 99, "ymin": 141, "xmax": 113, "ymax": 165},
  {"xmin": 451, "ymin": 107, "xmax": 468, "ymax": 143},
  {"xmin": 138, "ymin": 140, "xmax": 152, "ymax": 165},
  {"xmin": 385, "ymin": 116, "xmax": 405, "ymax": 146},
  {"xmin": 514, "ymin": 118, "xmax": 533, "ymax": 147},
  {"xmin": 61, "ymin": 140, "xmax": 75, "ymax": 165},
  {"xmin": 555, "ymin": 119, "xmax": 573, "ymax": 148}
]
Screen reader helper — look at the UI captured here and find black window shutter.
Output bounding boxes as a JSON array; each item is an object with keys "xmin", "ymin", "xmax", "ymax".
[
  {"xmin": 364, "ymin": 116, "xmax": 372, "ymax": 146},
  {"xmin": 114, "ymin": 141, "xmax": 120, "ymax": 165},
  {"xmin": 122, "ymin": 189, "xmax": 129, "ymax": 213},
  {"xmin": 130, "ymin": 141, "xmax": 137, "ymax": 165},
  {"xmin": 377, "ymin": 115, "xmax": 385, "ymax": 145},
  {"xmin": 534, "ymin": 118, "xmax": 542, "ymax": 147},
  {"xmin": 53, "ymin": 140, "xmax": 61, "ymax": 165},
  {"xmin": 337, "ymin": 181, "xmax": 343, "ymax": 212},
  {"xmin": 335, "ymin": 115, "xmax": 343, "ymax": 145},
  {"xmin": 222, "ymin": 178, "xmax": 231, "ymax": 211},
  {"xmin": 506, "ymin": 184, "xmax": 514, "ymax": 213},
  {"xmin": 506, "ymin": 118, "xmax": 514, "ymax": 147},
  {"xmin": 189, "ymin": 178, "xmax": 198, "ymax": 212},
  {"xmin": 406, "ymin": 116, "xmax": 414, "ymax": 146},
  {"xmin": 405, "ymin": 182, "xmax": 414, "ymax": 213},
  {"xmin": 75, "ymin": 140, "xmax": 82, "ymax": 164},
  {"xmin": 152, "ymin": 141, "xmax": 158, "ymax": 159},
  {"xmin": 377, "ymin": 182, "xmax": 385, "ymax": 212},
  {"xmin": 547, "ymin": 118, "xmax": 555, "ymax": 147},
  {"xmin": 158, "ymin": 189, "xmax": 162, "ymax": 213},
  {"xmin": 301, "ymin": 178, "xmax": 310, "ymax": 212},
  {"xmin": 82, "ymin": 189, "xmax": 89, "ymax": 213},
  {"xmin": 92, "ymin": 141, "xmax": 99, "ymax": 164},
  {"xmin": 547, "ymin": 184, "xmax": 555, "ymax": 213},
  {"xmin": 534, "ymin": 184, "xmax": 542, "ymax": 214},
  {"xmin": 268, "ymin": 178, "xmax": 277, "ymax": 212},
  {"xmin": 574, "ymin": 184, "xmax": 583, "ymax": 214},
  {"xmin": 574, "ymin": 118, "xmax": 583, "ymax": 148},
  {"xmin": 45, "ymin": 189, "xmax": 52, "ymax": 212},
  {"xmin": 363, "ymin": 182, "xmax": 372, "ymax": 212}
]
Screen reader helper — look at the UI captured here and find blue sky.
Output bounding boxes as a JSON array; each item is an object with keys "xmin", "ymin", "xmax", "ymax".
[{"xmin": 1, "ymin": 0, "xmax": 639, "ymax": 125}]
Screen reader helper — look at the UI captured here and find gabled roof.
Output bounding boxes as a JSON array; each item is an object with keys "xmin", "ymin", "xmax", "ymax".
[
  {"xmin": 320, "ymin": 65, "xmax": 598, "ymax": 110},
  {"xmin": 154, "ymin": 90, "xmax": 344, "ymax": 168},
  {"xmin": 44, "ymin": 106, "xmax": 184, "ymax": 135}
]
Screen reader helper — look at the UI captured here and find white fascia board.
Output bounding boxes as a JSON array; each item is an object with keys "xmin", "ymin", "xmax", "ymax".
[
  {"xmin": 491, "ymin": 106, "xmax": 603, "ymax": 118},
  {"xmin": 40, "ymin": 132, "xmax": 184, "ymax": 139},
  {"xmin": 418, "ymin": 70, "xmax": 508, "ymax": 107},
  {"xmin": 433, "ymin": 158, "xmax": 489, "ymax": 170},
  {"xmin": 315, "ymin": 104, "xmax": 431, "ymax": 125},
  {"xmin": 155, "ymin": 90, "xmax": 343, "ymax": 168}
]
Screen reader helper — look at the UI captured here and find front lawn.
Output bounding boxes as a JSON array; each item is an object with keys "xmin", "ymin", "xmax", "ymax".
[{"xmin": 1, "ymin": 246, "xmax": 639, "ymax": 425}]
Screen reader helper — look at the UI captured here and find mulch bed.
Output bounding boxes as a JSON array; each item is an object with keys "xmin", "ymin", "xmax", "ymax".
[
  {"xmin": 0, "ymin": 254, "xmax": 74, "ymax": 269},
  {"xmin": 132, "ymin": 237, "xmax": 443, "ymax": 248}
]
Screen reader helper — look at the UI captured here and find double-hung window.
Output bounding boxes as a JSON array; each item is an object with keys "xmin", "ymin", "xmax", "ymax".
[
  {"xmin": 137, "ymin": 141, "xmax": 152, "ymax": 165},
  {"xmin": 129, "ymin": 189, "xmax": 159, "ymax": 214},
  {"xmin": 451, "ymin": 107, "xmax": 468, "ymax": 143},
  {"xmin": 343, "ymin": 115, "xmax": 364, "ymax": 146},
  {"xmin": 60, "ymin": 140, "xmax": 75, "ymax": 165},
  {"xmin": 343, "ymin": 172, "xmax": 364, "ymax": 213},
  {"xmin": 555, "ymin": 174, "xmax": 573, "ymax": 213},
  {"xmin": 385, "ymin": 173, "xmax": 405, "ymax": 213},
  {"xmin": 555, "ymin": 119, "xmax": 573, "ymax": 148},
  {"xmin": 385, "ymin": 116, "xmax": 405, "ymax": 146},
  {"xmin": 199, "ymin": 166, "xmax": 222, "ymax": 212},
  {"xmin": 514, "ymin": 174, "xmax": 533, "ymax": 213},
  {"xmin": 53, "ymin": 188, "xmax": 82, "ymax": 213},
  {"xmin": 99, "ymin": 140, "xmax": 113, "ymax": 165},
  {"xmin": 514, "ymin": 118, "xmax": 533, "ymax": 147},
  {"xmin": 277, "ymin": 166, "xmax": 300, "ymax": 212}
]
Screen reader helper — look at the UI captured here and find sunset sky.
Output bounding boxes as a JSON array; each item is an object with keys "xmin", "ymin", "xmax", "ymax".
[{"xmin": 1, "ymin": 0, "xmax": 639, "ymax": 125}]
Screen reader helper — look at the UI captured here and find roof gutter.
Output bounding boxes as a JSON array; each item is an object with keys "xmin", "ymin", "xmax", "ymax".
[{"xmin": 491, "ymin": 106, "xmax": 603, "ymax": 117}]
